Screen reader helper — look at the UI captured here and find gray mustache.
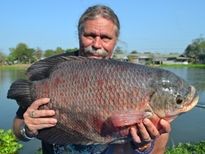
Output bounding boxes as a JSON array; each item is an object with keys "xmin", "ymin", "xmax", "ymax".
[{"xmin": 84, "ymin": 46, "xmax": 109, "ymax": 57}]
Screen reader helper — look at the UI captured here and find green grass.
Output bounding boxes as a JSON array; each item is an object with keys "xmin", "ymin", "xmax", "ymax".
[
  {"xmin": 166, "ymin": 141, "xmax": 205, "ymax": 154},
  {"xmin": 160, "ymin": 64, "xmax": 205, "ymax": 68},
  {"xmin": 0, "ymin": 64, "xmax": 30, "ymax": 70}
]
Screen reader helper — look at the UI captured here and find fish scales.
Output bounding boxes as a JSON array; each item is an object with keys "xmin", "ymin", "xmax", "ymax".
[
  {"xmin": 34, "ymin": 59, "xmax": 147, "ymax": 144},
  {"xmin": 7, "ymin": 55, "xmax": 199, "ymax": 145}
]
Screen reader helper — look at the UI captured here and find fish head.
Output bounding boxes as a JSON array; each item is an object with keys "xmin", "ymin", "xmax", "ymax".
[{"xmin": 149, "ymin": 69, "xmax": 199, "ymax": 122}]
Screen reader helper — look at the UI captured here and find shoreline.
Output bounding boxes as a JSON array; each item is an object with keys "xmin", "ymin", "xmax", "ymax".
[
  {"xmin": 0, "ymin": 64, "xmax": 30, "ymax": 70},
  {"xmin": 1, "ymin": 63, "xmax": 205, "ymax": 71}
]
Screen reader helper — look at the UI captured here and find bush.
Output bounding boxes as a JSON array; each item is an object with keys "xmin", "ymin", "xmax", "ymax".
[
  {"xmin": 166, "ymin": 141, "xmax": 205, "ymax": 154},
  {"xmin": 0, "ymin": 129, "xmax": 23, "ymax": 154}
]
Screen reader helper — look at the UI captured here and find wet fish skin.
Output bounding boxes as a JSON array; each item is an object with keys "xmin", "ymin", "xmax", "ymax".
[{"xmin": 7, "ymin": 55, "xmax": 198, "ymax": 145}]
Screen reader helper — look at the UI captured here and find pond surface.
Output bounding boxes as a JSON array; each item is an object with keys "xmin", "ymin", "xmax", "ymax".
[{"xmin": 0, "ymin": 67, "xmax": 205, "ymax": 153}]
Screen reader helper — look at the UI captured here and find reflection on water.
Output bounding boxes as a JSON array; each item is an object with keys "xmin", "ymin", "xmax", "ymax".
[{"xmin": 0, "ymin": 68, "xmax": 205, "ymax": 153}]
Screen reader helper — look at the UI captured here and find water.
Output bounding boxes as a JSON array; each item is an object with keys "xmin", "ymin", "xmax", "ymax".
[
  {"xmin": 0, "ymin": 70, "xmax": 41, "ymax": 154},
  {"xmin": 0, "ymin": 67, "xmax": 205, "ymax": 153}
]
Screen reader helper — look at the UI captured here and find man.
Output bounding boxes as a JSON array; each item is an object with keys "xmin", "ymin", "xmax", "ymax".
[{"xmin": 12, "ymin": 5, "xmax": 170, "ymax": 154}]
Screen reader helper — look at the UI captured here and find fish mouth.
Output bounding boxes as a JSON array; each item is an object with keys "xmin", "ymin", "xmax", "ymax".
[
  {"xmin": 182, "ymin": 86, "xmax": 199, "ymax": 112},
  {"xmin": 165, "ymin": 86, "xmax": 199, "ymax": 122}
]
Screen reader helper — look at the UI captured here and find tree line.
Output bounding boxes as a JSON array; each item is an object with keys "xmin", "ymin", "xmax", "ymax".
[
  {"xmin": 0, "ymin": 36, "xmax": 205, "ymax": 65},
  {"xmin": 184, "ymin": 37, "xmax": 205, "ymax": 63},
  {"xmin": 0, "ymin": 43, "xmax": 78, "ymax": 65}
]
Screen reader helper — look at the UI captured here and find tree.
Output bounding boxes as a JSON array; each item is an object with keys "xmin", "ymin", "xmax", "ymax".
[
  {"xmin": 32, "ymin": 48, "xmax": 43, "ymax": 61},
  {"xmin": 44, "ymin": 49, "xmax": 55, "ymax": 58},
  {"xmin": 65, "ymin": 48, "xmax": 78, "ymax": 53},
  {"xmin": 44, "ymin": 47, "xmax": 65, "ymax": 58},
  {"xmin": 184, "ymin": 37, "xmax": 205, "ymax": 63},
  {"xmin": 55, "ymin": 47, "xmax": 64, "ymax": 55},
  {"xmin": 9, "ymin": 43, "xmax": 34, "ymax": 64},
  {"xmin": 130, "ymin": 50, "xmax": 138, "ymax": 54},
  {"xmin": 0, "ymin": 51, "xmax": 6, "ymax": 65}
]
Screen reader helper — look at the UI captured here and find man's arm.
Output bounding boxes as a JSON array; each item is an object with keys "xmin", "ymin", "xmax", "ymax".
[
  {"xmin": 151, "ymin": 133, "xmax": 169, "ymax": 154},
  {"xmin": 151, "ymin": 119, "xmax": 170, "ymax": 154},
  {"xmin": 13, "ymin": 116, "xmax": 25, "ymax": 140}
]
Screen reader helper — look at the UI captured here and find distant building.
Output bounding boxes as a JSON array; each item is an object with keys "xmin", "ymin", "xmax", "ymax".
[
  {"xmin": 113, "ymin": 52, "xmax": 189, "ymax": 65},
  {"xmin": 160, "ymin": 54, "xmax": 189, "ymax": 64},
  {"xmin": 128, "ymin": 53, "xmax": 153, "ymax": 65},
  {"xmin": 112, "ymin": 53, "xmax": 128, "ymax": 61}
]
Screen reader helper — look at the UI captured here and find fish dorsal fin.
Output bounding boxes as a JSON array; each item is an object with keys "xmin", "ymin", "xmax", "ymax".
[{"xmin": 27, "ymin": 53, "xmax": 87, "ymax": 81}]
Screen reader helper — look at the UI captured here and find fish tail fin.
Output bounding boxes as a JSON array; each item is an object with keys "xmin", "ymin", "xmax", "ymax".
[{"xmin": 7, "ymin": 79, "xmax": 33, "ymax": 108}]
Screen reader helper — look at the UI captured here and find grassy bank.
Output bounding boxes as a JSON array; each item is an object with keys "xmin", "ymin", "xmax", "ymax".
[
  {"xmin": 159, "ymin": 64, "xmax": 205, "ymax": 68},
  {"xmin": 166, "ymin": 141, "xmax": 205, "ymax": 154},
  {"xmin": 0, "ymin": 64, "xmax": 30, "ymax": 70}
]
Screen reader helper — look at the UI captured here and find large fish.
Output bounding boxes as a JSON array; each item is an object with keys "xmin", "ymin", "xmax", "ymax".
[{"xmin": 7, "ymin": 55, "xmax": 198, "ymax": 145}]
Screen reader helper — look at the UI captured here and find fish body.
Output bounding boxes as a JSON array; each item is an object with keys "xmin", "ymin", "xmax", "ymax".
[{"xmin": 7, "ymin": 55, "xmax": 198, "ymax": 145}]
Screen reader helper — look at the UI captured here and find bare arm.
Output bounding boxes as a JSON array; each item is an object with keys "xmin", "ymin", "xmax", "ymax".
[
  {"xmin": 13, "ymin": 116, "xmax": 25, "ymax": 140},
  {"xmin": 151, "ymin": 119, "xmax": 170, "ymax": 154}
]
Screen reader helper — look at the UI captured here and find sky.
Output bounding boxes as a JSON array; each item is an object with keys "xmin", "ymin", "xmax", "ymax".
[{"xmin": 0, "ymin": 0, "xmax": 205, "ymax": 55}]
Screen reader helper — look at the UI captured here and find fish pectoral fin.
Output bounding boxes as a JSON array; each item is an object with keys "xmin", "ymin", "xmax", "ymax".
[{"xmin": 110, "ymin": 112, "xmax": 145, "ymax": 127}]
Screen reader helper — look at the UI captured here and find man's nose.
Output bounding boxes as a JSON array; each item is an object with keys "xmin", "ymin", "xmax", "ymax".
[{"xmin": 92, "ymin": 37, "xmax": 102, "ymax": 49}]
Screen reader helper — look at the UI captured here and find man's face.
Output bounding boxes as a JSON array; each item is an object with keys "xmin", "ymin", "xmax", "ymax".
[{"xmin": 79, "ymin": 17, "xmax": 118, "ymax": 59}]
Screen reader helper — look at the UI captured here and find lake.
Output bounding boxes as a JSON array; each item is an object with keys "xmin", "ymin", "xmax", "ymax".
[{"xmin": 0, "ymin": 67, "xmax": 205, "ymax": 153}]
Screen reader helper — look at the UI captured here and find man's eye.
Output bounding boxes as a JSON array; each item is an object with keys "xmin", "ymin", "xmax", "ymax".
[
  {"xmin": 84, "ymin": 34, "xmax": 95, "ymax": 39},
  {"xmin": 101, "ymin": 36, "xmax": 111, "ymax": 42},
  {"xmin": 87, "ymin": 36, "xmax": 94, "ymax": 40}
]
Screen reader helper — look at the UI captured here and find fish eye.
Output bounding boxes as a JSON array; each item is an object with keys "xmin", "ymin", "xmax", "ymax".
[{"xmin": 176, "ymin": 95, "xmax": 183, "ymax": 105}]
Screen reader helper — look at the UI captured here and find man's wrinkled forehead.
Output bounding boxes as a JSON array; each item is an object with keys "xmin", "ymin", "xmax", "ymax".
[{"xmin": 82, "ymin": 18, "xmax": 118, "ymax": 37}]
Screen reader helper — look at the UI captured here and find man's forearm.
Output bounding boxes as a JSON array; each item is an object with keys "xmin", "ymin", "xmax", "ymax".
[
  {"xmin": 13, "ymin": 116, "xmax": 24, "ymax": 139},
  {"xmin": 151, "ymin": 133, "xmax": 169, "ymax": 154},
  {"xmin": 13, "ymin": 116, "xmax": 35, "ymax": 141}
]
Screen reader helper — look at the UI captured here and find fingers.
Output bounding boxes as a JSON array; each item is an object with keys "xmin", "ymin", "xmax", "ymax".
[
  {"xmin": 25, "ymin": 117, "xmax": 57, "ymax": 132},
  {"xmin": 159, "ymin": 119, "xmax": 171, "ymax": 134},
  {"xmin": 23, "ymin": 98, "xmax": 57, "ymax": 134},
  {"xmin": 130, "ymin": 117, "xmax": 171, "ymax": 146},
  {"xmin": 137, "ymin": 122, "xmax": 152, "ymax": 142},
  {"xmin": 130, "ymin": 126, "xmax": 141, "ymax": 143},
  {"xmin": 130, "ymin": 118, "xmax": 161, "ymax": 144},
  {"xmin": 28, "ymin": 108, "xmax": 56, "ymax": 118},
  {"xmin": 29, "ymin": 98, "xmax": 51, "ymax": 110},
  {"xmin": 130, "ymin": 122, "xmax": 153, "ymax": 144},
  {"xmin": 143, "ymin": 118, "xmax": 160, "ymax": 138}
]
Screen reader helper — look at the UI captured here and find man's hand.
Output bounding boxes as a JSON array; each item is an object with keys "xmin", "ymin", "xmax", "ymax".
[
  {"xmin": 130, "ymin": 118, "xmax": 171, "ymax": 152},
  {"xmin": 23, "ymin": 98, "xmax": 57, "ymax": 135}
]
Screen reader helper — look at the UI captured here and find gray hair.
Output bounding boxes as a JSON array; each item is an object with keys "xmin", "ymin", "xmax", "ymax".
[{"xmin": 78, "ymin": 5, "xmax": 120, "ymax": 38}]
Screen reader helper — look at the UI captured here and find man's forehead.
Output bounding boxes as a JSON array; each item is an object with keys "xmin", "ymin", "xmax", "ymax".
[{"xmin": 83, "ymin": 18, "xmax": 116, "ymax": 35}]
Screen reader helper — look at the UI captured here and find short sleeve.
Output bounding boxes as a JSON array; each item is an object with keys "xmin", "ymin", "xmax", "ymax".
[{"xmin": 16, "ymin": 107, "xmax": 27, "ymax": 119}]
